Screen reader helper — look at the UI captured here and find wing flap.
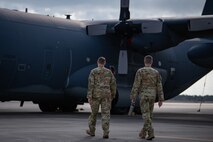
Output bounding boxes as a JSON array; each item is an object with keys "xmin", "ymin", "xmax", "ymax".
[
  {"xmin": 189, "ymin": 17, "xmax": 213, "ymax": 31},
  {"xmin": 142, "ymin": 20, "xmax": 163, "ymax": 33},
  {"xmin": 86, "ymin": 24, "xmax": 107, "ymax": 36}
]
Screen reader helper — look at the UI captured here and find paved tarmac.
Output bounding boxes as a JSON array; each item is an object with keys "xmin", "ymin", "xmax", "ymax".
[{"xmin": 0, "ymin": 102, "xmax": 213, "ymax": 142}]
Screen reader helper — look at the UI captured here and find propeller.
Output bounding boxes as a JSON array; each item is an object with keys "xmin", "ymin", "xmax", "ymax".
[
  {"xmin": 117, "ymin": 0, "xmax": 130, "ymax": 74},
  {"xmin": 118, "ymin": 37, "xmax": 129, "ymax": 74},
  {"xmin": 86, "ymin": 0, "xmax": 163, "ymax": 74},
  {"xmin": 119, "ymin": 0, "xmax": 130, "ymax": 21},
  {"xmin": 116, "ymin": 0, "xmax": 162, "ymax": 74}
]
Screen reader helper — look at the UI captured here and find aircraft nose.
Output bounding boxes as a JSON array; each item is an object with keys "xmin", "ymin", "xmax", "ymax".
[{"xmin": 187, "ymin": 43, "xmax": 213, "ymax": 68}]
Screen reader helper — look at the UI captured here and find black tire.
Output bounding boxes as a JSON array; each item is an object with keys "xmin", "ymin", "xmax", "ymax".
[
  {"xmin": 59, "ymin": 103, "xmax": 77, "ymax": 112},
  {"xmin": 111, "ymin": 107, "xmax": 129, "ymax": 115},
  {"xmin": 38, "ymin": 103, "xmax": 58, "ymax": 112},
  {"xmin": 134, "ymin": 106, "xmax": 142, "ymax": 114}
]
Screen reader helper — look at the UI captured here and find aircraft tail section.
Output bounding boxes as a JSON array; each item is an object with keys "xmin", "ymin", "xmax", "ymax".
[{"xmin": 202, "ymin": 0, "xmax": 213, "ymax": 15}]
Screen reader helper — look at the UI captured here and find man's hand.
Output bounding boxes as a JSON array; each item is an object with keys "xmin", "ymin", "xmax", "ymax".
[
  {"xmin": 131, "ymin": 99, "xmax": 136, "ymax": 104},
  {"xmin": 130, "ymin": 95, "xmax": 136, "ymax": 103},
  {"xmin": 110, "ymin": 94, "xmax": 115, "ymax": 102},
  {"xmin": 158, "ymin": 100, "xmax": 163, "ymax": 107},
  {"xmin": 88, "ymin": 98, "xmax": 92, "ymax": 105}
]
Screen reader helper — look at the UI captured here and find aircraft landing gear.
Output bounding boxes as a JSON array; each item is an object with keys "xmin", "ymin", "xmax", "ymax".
[
  {"xmin": 58, "ymin": 103, "xmax": 77, "ymax": 112},
  {"xmin": 38, "ymin": 103, "xmax": 58, "ymax": 112},
  {"xmin": 110, "ymin": 91, "xmax": 129, "ymax": 114},
  {"xmin": 38, "ymin": 102, "xmax": 78, "ymax": 113}
]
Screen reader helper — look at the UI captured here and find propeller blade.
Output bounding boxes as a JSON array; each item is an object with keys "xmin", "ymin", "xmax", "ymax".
[
  {"xmin": 119, "ymin": 0, "xmax": 130, "ymax": 21},
  {"xmin": 118, "ymin": 50, "xmax": 128, "ymax": 74}
]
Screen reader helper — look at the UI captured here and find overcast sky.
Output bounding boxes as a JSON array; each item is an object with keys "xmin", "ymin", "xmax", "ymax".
[
  {"xmin": 0, "ymin": 0, "xmax": 206, "ymax": 20},
  {"xmin": 0, "ymin": 0, "xmax": 212, "ymax": 96}
]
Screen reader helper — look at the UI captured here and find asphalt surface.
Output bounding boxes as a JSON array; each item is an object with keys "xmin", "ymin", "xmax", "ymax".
[{"xmin": 0, "ymin": 102, "xmax": 213, "ymax": 142}]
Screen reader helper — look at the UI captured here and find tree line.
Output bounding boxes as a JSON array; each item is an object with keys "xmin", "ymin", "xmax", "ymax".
[{"xmin": 169, "ymin": 95, "xmax": 213, "ymax": 102}]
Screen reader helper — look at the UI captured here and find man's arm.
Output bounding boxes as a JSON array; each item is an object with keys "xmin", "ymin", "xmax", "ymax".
[
  {"xmin": 130, "ymin": 70, "xmax": 142, "ymax": 102},
  {"xmin": 110, "ymin": 72, "xmax": 117, "ymax": 99},
  {"xmin": 87, "ymin": 71, "xmax": 95, "ymax": 104},
  {"xmin": 156, "ymin": 72, "xmax": 164, "ymax": 107}
]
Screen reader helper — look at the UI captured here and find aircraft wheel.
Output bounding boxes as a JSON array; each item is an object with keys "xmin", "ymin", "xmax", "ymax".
[
  {"xmin": 111, "ymin": 107, "xmax": 129, "ymax": 115},
  {"xmin": 134, "ymin": 107, "xmax": 141, "ymax": 115},
  {"xmin": 38, "ymin": 103, "xmax": 58, "ymax": 112},
  {"xmin": 59, "ymin": 103, "xmax": 77, "ymax": 112}
]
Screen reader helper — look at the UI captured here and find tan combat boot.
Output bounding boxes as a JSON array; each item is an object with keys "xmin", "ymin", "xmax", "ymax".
[
  {"xmin": 103, "ymin": 131, "xmax": 109, "ymax": 139},
  {"xmin": 86, "ymin": 130, "xmax": 95, "ymax": 137},
  {"xmin": 146, "ymin": 128, "xmax": 155, "ymax": 140},
  {"xmin": 139, "ymin": 129, "xmax": 147, "ymax": 139}
]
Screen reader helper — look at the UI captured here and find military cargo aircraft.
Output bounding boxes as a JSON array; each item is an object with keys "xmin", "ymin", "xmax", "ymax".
[{"xmin": 0, "ymin": 0, "xmax": 212, "ymax": 113}]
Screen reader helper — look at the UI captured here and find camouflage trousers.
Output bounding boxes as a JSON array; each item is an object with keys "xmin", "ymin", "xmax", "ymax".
[
  {"xmin": 140, "ymin": 95, "xmax": 155, "ymax": 136},
  {"xmin": 88, "ymin": 97, "xmax": 111, "ymax": 135}
]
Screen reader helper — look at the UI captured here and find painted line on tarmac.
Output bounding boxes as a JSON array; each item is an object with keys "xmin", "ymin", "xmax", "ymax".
[{"xmin": 157, "ymin": 135, "xmax": 212, "ymax": 142}]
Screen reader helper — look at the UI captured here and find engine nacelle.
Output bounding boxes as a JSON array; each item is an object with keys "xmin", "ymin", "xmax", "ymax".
[
  {"xmin": 130, "ymin": 33, "xmax": 171, "ymax": 54},
  {"xmin": 187, "ymin": 43, "xmax": 213, "ymax": 68}
]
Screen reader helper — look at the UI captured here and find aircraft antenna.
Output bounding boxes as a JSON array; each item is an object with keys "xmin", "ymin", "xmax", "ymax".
[
  {"xmin": 197, "ymin": 75, "xmax": 207, "ymax": 112},
  {"xmin": 65, "ymin": 14, "xmax": 72, "ymax": 20}
]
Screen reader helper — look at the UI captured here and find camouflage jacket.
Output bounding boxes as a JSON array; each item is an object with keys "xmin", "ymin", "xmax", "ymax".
[
  {"xmin": 131, "ymin": 67, "xmax": 164, "ymax": 101},
  {"xmin": 87, "ymin": 67, "xmax": 117, "ymax": 99}
]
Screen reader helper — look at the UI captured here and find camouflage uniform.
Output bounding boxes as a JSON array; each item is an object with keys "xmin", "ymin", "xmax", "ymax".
[
  {"xmin": 87, "ymin": 66, "xmax": 116, "ymax": 136},
  {"xmin": 131, "ymin": 67, "xmax": 164, "ymax": 139}
]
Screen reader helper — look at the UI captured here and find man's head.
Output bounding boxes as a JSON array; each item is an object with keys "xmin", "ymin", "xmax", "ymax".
[
  {"xmin": 97, "ymin": 57, "xmax": 106, "ymax": 67},
  {"xmin": 144, "ymin": 55, "xmax": 153, "ymax": 67}
]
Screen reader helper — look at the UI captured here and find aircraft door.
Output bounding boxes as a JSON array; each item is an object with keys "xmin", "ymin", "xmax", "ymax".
[
  {"xmin": 43, "ymin": 49, "xmax": 53, "ymax": 81},
  {"xmin": 57, "ymin": 47, "xmax": 72, "ymax": 88},
  {"xmin": 43, "ymin": 47, "xmax": 71, "ymax": 88},
  {"xmin": 65, "ymin": 49, "xmax": 72, "ymax": 88}
]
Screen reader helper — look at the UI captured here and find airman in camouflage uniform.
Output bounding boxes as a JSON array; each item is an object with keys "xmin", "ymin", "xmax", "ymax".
[
  {"xmin": 130, "ymin": 55, "xmax": 164, "ymax": 140},
  {"xmin": 86, "ymin": 57, "xmax": 116, "ymax": 139}
]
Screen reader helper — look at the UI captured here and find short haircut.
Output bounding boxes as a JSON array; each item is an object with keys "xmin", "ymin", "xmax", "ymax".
[
  {"xmin": 97, "ymin": 57, "xmax": 106, "ymax": 65},
  {"xmin": 144, "ymin": 55, "xmax": 153, "ymax": 64}
]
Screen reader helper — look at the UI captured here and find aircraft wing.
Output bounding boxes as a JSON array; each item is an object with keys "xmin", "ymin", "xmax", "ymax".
[
  {"xmin": 85, "ymin": 18, "xmax": 164, "ymax": 36},
  {"xmin": 85, "ymin": 15, "xmax": 213, "ymax": 70},
  {"xmin": 86, "ymin": 15, "xmax": 213, "ymax": 36},
  {"xmin": 161, "ymin": 16, "xmax": 213, "ymax": 69},
  {"xmin": 85, "ymin": 0, "xmax": 213, "ymax": 72}
]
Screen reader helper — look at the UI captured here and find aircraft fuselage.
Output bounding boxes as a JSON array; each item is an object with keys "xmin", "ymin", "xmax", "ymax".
[{"xmin": 0, "ymin": 8, "xmax": 211, "ymax": 112}]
